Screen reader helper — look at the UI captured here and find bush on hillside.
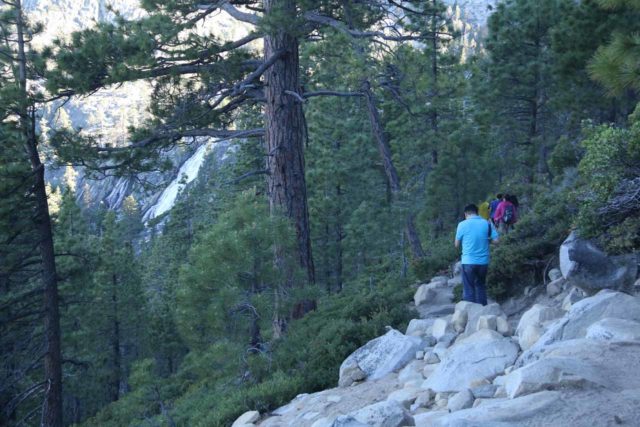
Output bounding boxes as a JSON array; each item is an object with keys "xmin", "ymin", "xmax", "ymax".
[
  {"xmin": 487, "ymin": 190, "xmax": 573, "ymax": 300},
  {"xmin": 81, "ymin": 278, "xmax": 414, "ymax": 427}
]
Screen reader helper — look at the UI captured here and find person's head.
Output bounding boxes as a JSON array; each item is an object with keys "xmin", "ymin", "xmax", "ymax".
[
  {"xmin": 464, "ymin": 204, "xmax": 478, "ymax": 218},
  {"xmin": 496, "ymin": 193, "xmax": 503, "ymax": 200},
  {"xmin": 502, "ymin": 193, "xmax": 509, "ymax": 201}
]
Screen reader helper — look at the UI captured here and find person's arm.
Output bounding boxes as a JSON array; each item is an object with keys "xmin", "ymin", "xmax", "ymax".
[
  {"xmin": 455, "ymin": 223, "xmax": 463, "ymax": 249},
  {"xmin": 490, "ymin": 222, "xmax": 500, "ymax": 244}
]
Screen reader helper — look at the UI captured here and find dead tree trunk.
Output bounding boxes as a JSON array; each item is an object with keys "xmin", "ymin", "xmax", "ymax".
[
  {"xmin": 264, "ymin": 0, "xmax": 315, "ymax": 285},
  {"xmin": 361, "ymin": 81, "xmax": 426, "ymax": 259}
]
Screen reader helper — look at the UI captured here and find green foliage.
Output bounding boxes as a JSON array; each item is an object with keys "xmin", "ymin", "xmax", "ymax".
[
  {"xmin": 487, "ymin": 191, "xmax": 574, "ymax": 300},
  {"xmin": 411, "ymin": 236, "xmax": 459, "ymax": 282},
  {"xmin": 588, "ymin": 1, "xmax": 640, "ymax": 95},
  {"xmin": 176, "ymin": 191, "xmax": 301, "ymax": 349},
  {"xmin": 574, "ymin": 109, "xmax": 640, "ymax": 246}
]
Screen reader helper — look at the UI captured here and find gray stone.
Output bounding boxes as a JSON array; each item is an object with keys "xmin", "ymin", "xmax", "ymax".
[
  {"xmin": 516, "ymin": 304, "xmax": 564, "ymax": 337},
  {"xmin": 422, "ymin": 363, "xmax": 437, "ymax": 379},
  {"xmin": 303, "ymin": 412, "xmax": 321, "ymax": 421},
  {"xmin": 414, "ymin": 284, "xmax": 436, "ymax": 306},
  {"xmin": 562, "ymin": 287, "xmax": 585, "ymax": 311},
  {"xmin": 476, "ymin": 315, "xmax": 498, "ymax": 331},
  {"xmin": 415, "ymin": 350, "xmax": 424, "ymax": 360},
  {"xmin": 447, "ymin": 389, "xmax": 475, "ymax": 412},
  {"xmin": 518, "ymin": 323, "xmax": 543, "ymax": 351},
  {"xmin": 339, "ymin": 330, "xmax": 421, "ymax": 387},
  {"xmin": 504, "ymin": 357, "xmax": 610, "ymax": 398},
  {"xmin": 398, "ymin": 360, "xmax": 425, "ymax": 384},
  {"xmin": 437, "ymin": 333, "xmax": 457, "ymax": 347},
  {"xmin": 471, "ymin": 384, "xmax": 498, "ymax": 398},
  {"xmin": 338, "ymin": 400, "xmax": 415, "ymax": 427},
  {"xmin": 406, "ymin": 319, "xmax": 434, "ymax": 337},
  {"xmin": 548, "ymin": 268, "xmax": 563, "ymax": 281},
  {"xmin": 422, "ymin": 330, "xmax": 519, "ymax": 392},
  {"xmin": 422, "ymin": 335, "xmax": 437, "ymax": 347},
  {"xmin": 464, "ymin": 303, "xmax": 505, "ymax": 335},
  {"xmin": 424, "ymin": 351, "xmax": 440, "ymax": 364},
  {"xmin": 428, "ymin": 389, "xmax": 640, "ymax": 427},
  {"xmin": 447, "ymin": 276, "xmax": 462, "ymax": 287},
  {"xmin": 232, "ymin": 411, "xmax": 260, "ymax": 427},
  {"xmin": 431, "ymin": 276, "xmax": 450, "ymax": 285},
  {"xmin": 432, "ymin": 342, "xmax": 449, "ymax": 360},
  {"xmin": 453, "ymin": 262, "xmax": 462, "ymax": 276},
  {"xmin": 414, "ymin": 389, "xmax": 435, "ymax": 408},
  {"xmin": 451, "ymin": 309, "xmax": 468, "ymax": 333},
  {"xmin": 414, "ymin": 280, "xmax": 454, "ymax": 307},
  {"xmin": 546, "ymin": 278, "xmax": 564, "ymax": 297},
  {"xmin": 413, "ymin": 411, "xmax": 448, "ymax": 426},
  {"xmin": 432, "ymin": 317, "xmax": 454, "ymax": 340},
  {"xmin": 311, "ymin": 418, "xmax": 334, "ymax": 427},
  {"xmin": 496, "ymin": 316, "xmax": 513, "ymax": 336},
  {"xmin": 331, "ymin": 416, "xmax": 369, "ymax": 427},
  {"xmin": 519, "ymin": 290, "xmax": 640, "ymax": 364},
  {"xmin": 387, "ymin": 387, "xmax": 420, "ymax": 409},
  {"xmin": 507, "ymin": 338, "xmax": 640, "ymax": 403},
  {"xmin": 338, "ymin": 358, "xmax": 367, "ymax": 387},
  {"xmin": 559, "ymin": 232, "xmax": 637, "ymax": 294},
  {"xmin": 586, "ymin": 318, "xmax": 640, "ymax": 341}
]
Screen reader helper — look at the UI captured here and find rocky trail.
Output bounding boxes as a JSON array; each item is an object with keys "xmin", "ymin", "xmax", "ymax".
[{"xmin": 232, "ymin": 234, "xmax": 640, "ymax": 427}]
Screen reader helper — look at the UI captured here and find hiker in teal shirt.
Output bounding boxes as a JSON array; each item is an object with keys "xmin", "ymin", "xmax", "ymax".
[{"xmin": 455, "ymin": 204, "xmax": 500, "ymax": 305}]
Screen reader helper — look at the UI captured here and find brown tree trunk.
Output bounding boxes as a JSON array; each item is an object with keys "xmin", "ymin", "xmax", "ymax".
[
  {"xmin": 264, "ymin": 0, "xmax": 315, "ymax": 284},
  {"xmin": 361, "ymin": 81, "xmax": 426, "ymax": 259},
  {"xmin": 15, "ymin": 2, "xmax": 63, "ymax": 425},
  {"xmin": 110, "ymin": 274, "xmax": 121, "ymax": 402},
  {"xmin": 430, "ymin": 0, "xmax": 439, "ymax": 166}
]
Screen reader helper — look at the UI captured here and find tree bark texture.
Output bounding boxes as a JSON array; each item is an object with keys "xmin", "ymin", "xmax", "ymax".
[
  {"xmin": 264, "ymin": 0, "xmax": 315, "ymax": 284},
  {"xmin": 15, "ymin": 2, "xmax": 63, "ymax": 425}
]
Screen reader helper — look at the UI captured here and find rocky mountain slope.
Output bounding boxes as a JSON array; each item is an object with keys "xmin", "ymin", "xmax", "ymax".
[
  {"xmin": 231, "ymin": 232, "xmax": 640, "ymax": 427},
  {"xmin": 30, "ymin": 0, "xmax": 244, "ymax": 220}
]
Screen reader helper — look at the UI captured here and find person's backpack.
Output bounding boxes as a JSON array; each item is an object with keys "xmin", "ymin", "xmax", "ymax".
[{"xmin": 503, "ymin": 204, "xmax": 515, "ymax": 224}]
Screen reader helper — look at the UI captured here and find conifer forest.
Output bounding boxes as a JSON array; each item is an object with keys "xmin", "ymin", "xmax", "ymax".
[{"xmin": 1, "ymin": 0, "xmax": 640, "ymax": 425}]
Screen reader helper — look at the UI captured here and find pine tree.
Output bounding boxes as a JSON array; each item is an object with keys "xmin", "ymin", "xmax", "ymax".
[
  {"xmin": 478, "ymin": 0, "xmax": 562, "ymax": 193},
  {"xmin": 588, "ymin": 0, "xmax": 640, "ymax": 95},
  {"xmin": 0, "ymin": 2, "xmax": 64, "ymax": 424},
  {"xmin": 45, "ymin": 0, "xmax": 446, "ymax": 285}
]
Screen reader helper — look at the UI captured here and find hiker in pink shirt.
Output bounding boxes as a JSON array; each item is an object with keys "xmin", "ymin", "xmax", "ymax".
[{"xmin": 494, "ymin": 194, "xmax": 518, "ymax": 234}]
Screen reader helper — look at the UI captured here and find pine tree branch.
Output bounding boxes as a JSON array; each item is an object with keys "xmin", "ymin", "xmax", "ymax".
[
  {"xmin": 303, "ymin": 12, "xmax": 421, "ymax": 42},
  {"xmin": 302, "ymin": 90, "xmax": 364, "ymax": 98},
  {"xmin": 219, "ymin": 1, "xmax": 260, "ymax": 25},
  {"xmin": 95, "ymin": 128, "xmax": 264, "ymax": 153}
]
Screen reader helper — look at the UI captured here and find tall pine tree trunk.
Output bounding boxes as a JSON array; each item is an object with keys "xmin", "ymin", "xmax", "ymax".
[
  {"xmin": 264, "ymin": 0, "xmax": 315, "ymax": 285},
  {"xmin": 430, "ymin": 0, "xmax": 439, "ymax": 166},
  {"xmin": 361, "ymin": 81, "xmax": 426, "ymax": 259},
  {"xmin": 110, "ymin": 274, "xmax": 121, "ymax": 402},
  {"xmin": 15, "ymin": 2, "xmax": 63, "ymax": 425}
]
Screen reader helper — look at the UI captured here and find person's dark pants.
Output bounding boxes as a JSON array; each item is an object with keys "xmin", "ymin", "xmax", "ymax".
[{"xmin": 462, "ymin": 264, "xmax": 488, "ymax": 306}]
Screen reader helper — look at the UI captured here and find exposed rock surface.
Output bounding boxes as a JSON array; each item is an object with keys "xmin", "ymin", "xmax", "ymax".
[
  {"xmin": 339, "ymin": 330, "xmax": 421, "ymax": 387},
  {"xmin": 257, "ymin": 241, "xmax": 640, "ymax": 427},
  {"xmin": 422, "ymin": 330, "xmax": 519, "ymax": 392},
  {"xmin": 232, "ymin": 410, "xmax": 260, "ymax": 427},
  {"xmin": 559, "ymin": 232, "xmax": 637, "ymax": 294}
]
